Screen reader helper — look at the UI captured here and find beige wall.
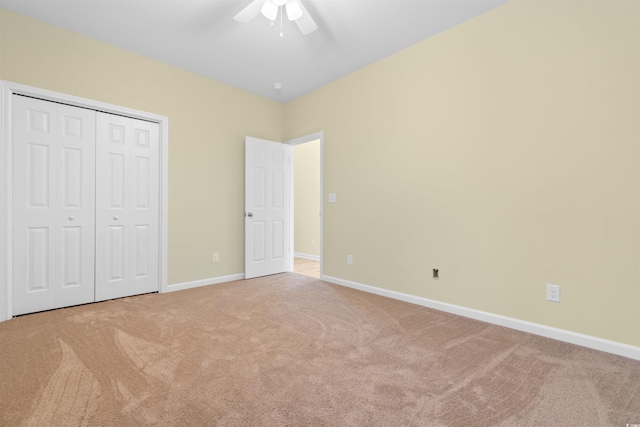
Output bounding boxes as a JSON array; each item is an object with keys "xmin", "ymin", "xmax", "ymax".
[
  {"xmin": 285, "ymin": 1, "xmax": 640, "ymax": 346},
  {"xmin": 0, "ymin": 8, "xmax": 285, "ymax": 285},
  {"xmin": 293, "ymin": 140, "xmax": 321, "ymax": 257}
]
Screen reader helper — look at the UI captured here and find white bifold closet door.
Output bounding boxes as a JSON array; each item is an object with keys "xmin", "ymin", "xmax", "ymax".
[
  {"xmin": 12, "ymin": 95, "xmax": 160, "ymax": 316},
  {"xmin": 12, "ymin": 96, "xmax": 97, "ymax": 315},
  {"xmin": 95, "ymin": 113, "xmax": 159, "ymax": 302}
]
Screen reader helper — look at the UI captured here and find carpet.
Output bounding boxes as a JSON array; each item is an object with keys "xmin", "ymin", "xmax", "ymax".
[{"xmin": 1, "ymin": 273, "xmax": 639, "ymax": 426}]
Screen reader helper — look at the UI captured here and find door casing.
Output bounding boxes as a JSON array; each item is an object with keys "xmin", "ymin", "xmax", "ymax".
[{"xmin": 0, "ymin": 80, "xmax": 169, "ymax": 322}]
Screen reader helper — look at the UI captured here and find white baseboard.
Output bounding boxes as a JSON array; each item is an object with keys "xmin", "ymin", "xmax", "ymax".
[
  {"xmin": 294, "ymin": 252, "xmax": 320, "ymax": 261},
  {"xmin": 321, "ymin": 274, "xmax": 640, "ymax": 361},
  {"xmin": 164, "ymin": 273, "xmax": 245, "ymax": 293}
]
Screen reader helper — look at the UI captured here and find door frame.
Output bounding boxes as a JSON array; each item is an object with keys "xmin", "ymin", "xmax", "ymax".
[
  {"xmin": 0, "ymin": 80, "xmax": 169, "ymax": 322},
  {"xmin": 285, "ymin": 131, "xmax": 323, "ymax": 278}
]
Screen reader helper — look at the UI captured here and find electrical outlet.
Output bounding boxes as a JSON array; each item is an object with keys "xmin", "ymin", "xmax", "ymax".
[
  {"xmin": 212, "ymin": 252, "xmax": 219, "ymax": 263},
  {"xmin": 546, "ymin": 284, "xmax": 560, "ymax": 303},
  {"xmin": 347, "ymin": 255, "xmax": 353, "ymax": 266}
]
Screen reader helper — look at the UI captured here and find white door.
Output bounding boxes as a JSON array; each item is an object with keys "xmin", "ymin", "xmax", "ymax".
[
  {"xmin": 12, "ymin": 95, "xmax": 96, "ymax": 315},
  {"xmin": 95, "ymin": 113, "xmax": 160, "ymax": 301},
  {"xmin": 245, "ymin": 137, "xmax": 290, "ymax": 279}
]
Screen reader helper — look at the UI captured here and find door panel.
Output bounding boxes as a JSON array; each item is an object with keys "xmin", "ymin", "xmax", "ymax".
[
  {"xmin": 135, "ymin": 157, "xmax": 150, "ymax": 208},
  {"xmin": 28, "ymin": 144, "xmax": 50, "ymax": 207},
  {"xmin": 108, "ymin": 153, "xmax": 126, "ymax": 208},
  {"xmin": 134, "ymin": 225, "xmax": 150, "ymax": 278},
  {"xmin": 63, "ymin": 148, "xmax": 83, "ymax": 207},
  {"xmin": 253, "ymin": 220, "xmax": 266, "ymax": 262},
  {"xmin": 108, "ymin": 225, "xmax": 125, "ymax": 281},
  {"xmin": 62, "ymin": 226, "xmax": 82, "ymax": 287},
  {"xmin": 245, "ymin": 137, "xmax": 290, "ymax": 279},
  {"xmin": 95, "ymin": 113, "xmax": 159, "ymax": 301},
  {"xmin": 12, "ymin": 96, "xmax": 96, "ymax": 315},
  {"xmin": 26, "ymin": 227, "xmax": 49, "ymax": 291},
  {"xmin": 272, "ymin": 221, "xmax": 284, "ymax": 259}
]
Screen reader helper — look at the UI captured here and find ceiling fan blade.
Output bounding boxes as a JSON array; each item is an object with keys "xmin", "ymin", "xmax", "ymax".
[
  {"xmin": 233, "ymin": 0, "xmax": 265, "ymax": 23},
  {"xmin": 294, "ymin": 0, "xmax": 318, "ymax": 35}
]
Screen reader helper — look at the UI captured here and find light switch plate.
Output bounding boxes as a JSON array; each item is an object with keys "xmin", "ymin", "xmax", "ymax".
[{"xmin": 329, "ymin": 193, "xmax": 337, "ymax": 203}]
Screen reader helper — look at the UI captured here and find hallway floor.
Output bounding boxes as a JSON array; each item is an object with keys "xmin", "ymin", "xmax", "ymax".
[{"xmin": 293, "ymin": 257, "xmax": 319, "ymax": 278}]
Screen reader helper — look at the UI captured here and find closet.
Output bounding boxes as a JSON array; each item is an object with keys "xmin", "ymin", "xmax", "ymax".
[{"xmin": 11, "ymin": 95, "xmax": 160, "ymax": 316}]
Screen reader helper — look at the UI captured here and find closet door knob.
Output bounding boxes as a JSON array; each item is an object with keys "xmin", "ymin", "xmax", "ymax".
[
  {"xmin": 68, "ymin": 216, "xmax": 75, "ymax": 221},
  {"xmin": 113, "ymin": 216, "xmax": 119, "ymax": 221}
]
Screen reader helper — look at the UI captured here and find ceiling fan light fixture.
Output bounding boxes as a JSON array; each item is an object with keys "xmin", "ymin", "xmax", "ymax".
[
  {"xmin": 261, "ymin": 0, "xmax": 278, "ymax": 21},
  {"xmin": 285, "ymin": 0, "xmax": 302, "ymax": 21},
  {"xmin": 234, "ymin": 0, "xmax": 317, "ymax": 36}
]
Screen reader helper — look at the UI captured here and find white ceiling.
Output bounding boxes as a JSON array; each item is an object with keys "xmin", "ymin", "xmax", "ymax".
[{"xmin": 0, "ymin": 0, "xmax": 509, "ymax": 102}]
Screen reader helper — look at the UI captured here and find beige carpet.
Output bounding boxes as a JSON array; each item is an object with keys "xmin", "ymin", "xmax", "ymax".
[{"xmin": 1, "ymin": 273, "xmax": 639, "ymax": 426}]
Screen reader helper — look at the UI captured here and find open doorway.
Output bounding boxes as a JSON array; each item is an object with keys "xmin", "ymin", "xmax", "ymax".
[{"xmin": 287, "ymin": 132, "xmax": 323, "ymax": 279}]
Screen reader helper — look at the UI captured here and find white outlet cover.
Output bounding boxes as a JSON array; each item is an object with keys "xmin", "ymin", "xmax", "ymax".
[
  {"xmin": 546, "ymin": 284, "xmax": 560, "ymax": 303},
  {"xmin": 329, "ymin": 193, "xmax": 337, "ymax": 203}
]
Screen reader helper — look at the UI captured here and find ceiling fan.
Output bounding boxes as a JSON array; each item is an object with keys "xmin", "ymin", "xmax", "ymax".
[{"xmin": 234, "ymin": 0, "xmax": 318, "ymax": 36}]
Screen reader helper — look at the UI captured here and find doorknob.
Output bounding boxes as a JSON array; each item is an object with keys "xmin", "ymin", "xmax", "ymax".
[
  {"xmin": 68, "ymin": 215, "xmax": 75, "ymax": 221},
  {"xmin": 247, "ymin": 212, "xmax": 253, "ymax": 217},
  {"xmin": 113, "ymin": 216, "xmax": 119, "ymax": 221}
]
